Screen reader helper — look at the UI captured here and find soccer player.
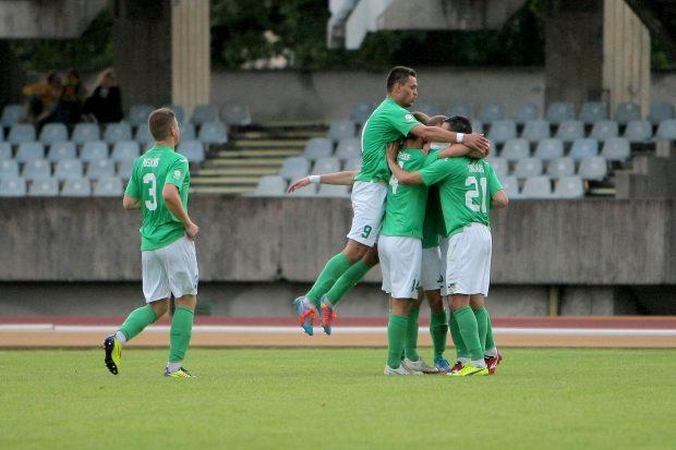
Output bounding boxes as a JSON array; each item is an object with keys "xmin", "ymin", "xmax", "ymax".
[
  {"xmin": 103, "ymin": 107, "xmax": 200, "ymax": 378},
  {"xmin": 386, "ymin": 115, "xmax": 508, "ymax": 376},
  {"xmin": 293, "ymin": 66, "xmax": 490, "ymax": 336}
]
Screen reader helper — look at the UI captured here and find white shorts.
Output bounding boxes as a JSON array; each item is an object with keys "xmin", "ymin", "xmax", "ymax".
[
  {"xmin": 421, "ymin": 246, "xmax": 444, "ymax": 292},
  {"xmin": 378, "ymin": 235, "xmax": 422, "ymax": 299},
  {"xmin": 346, "ymin": 181, "xmax": 387, "ymax": 247},
  {"xmin": 443, "ymin": 223, "xmax": 492, "ymax": 296},
  {"xmin": 142, "ymin": 235, "xmax": 199, "ymax": 303}
]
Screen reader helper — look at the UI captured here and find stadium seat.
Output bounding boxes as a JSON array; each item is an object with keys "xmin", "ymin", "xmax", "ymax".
[
  {"xmin": 328, "ymin": 119, "xmax": 356, "ymax": 141},
  {"xmin": 0, "ymin": 159, "xmax": 19, "ymax": 178},
  {"xmin": 446, "ymin": 102, "xmax": 474, "ymax": 119},
  {"xmin": 601, "ymin": 137, "xmax": 631, "ymax": 162},
  {"xmin": 28, "ymin": 177, "xmax": 59, "ymax": 197},
  {"xmin": 104, "ymin": 122, "xmax": 133, "ymax": 144},
  {"xmin": 569, "ymin": 138, "xmax": 599, "ymax": 161},
  {"xmin": 177, "ymin": 140, "xmax": 205, "ymax": 164},
  {"xmin": 53, "ymin": 159, "xmax": 83, "ymax": 181},
  {"xmin": 71, "ymin": 123, "xmax": 101, "ymax": 145},
  {"xmin": 117, "ymin": 159, "xmax": 135, "ymax": 180},
  {"xmin": 110, "ymin": 140, "xmax": 140, "ymax": 164},
  {"xmin": 80, "ymin": 141, "xmax": 109, "ymax": 163},
  {"xmin": 546, "ymin": 157, "xmax": 576, "ymax": 178},
  {"xmin": 279, "ymin": 156, "xmax": 310, "ymax": 180},
  {"xmin": 513, "ymin": 157, "xmax": 543, "ymax": 179},
  {"xmin": 513, "ymin": 102, "xmax": 540, "ymax": 124},
  {"xmin": 317, "ymin": 184, "xmax": 350, "ymax": 198},
  {"xmin": 220, "ymin": 104, "xmax": 252, "ymax": 126},
  {"xmin": 198, "ymin": 121, "xmax": 228, "ymax": 145},
  {"xmin": 521, "ymin": 119, "xmax": 550, "ymax": 142},
  {"xmin": 500, "ymin": 138, "xmax": 530, "ymax": 161},
  {"xmin": 22, "ymin": 159, "xmax": 51, "ymax": 181},
  {"xmin": 623, "ymin": 120, "xmax": 653, "ymax": 143},
  {"xmin": 577, "ymin": 156, "xmax": 607, "ymax": 181},
  {"xmin": 190, "ymin": 104, "xmax": 218, "ymax": 125},
  {"xmin": 334, "ymin": 138, "xmax": 361, "ymax": 160},
  {"xmin": 589, "ymin": 120, "xmax": 618, "ymax": 141},
  {"xmin": 521, "ymin": 176, "xmax": 553, "ymax": 199},
  {"xmin": 478, "ymin": 102, "xmax": 506, "ymax": 123},
  {"xmin": 614, "ymin": 101, "xmax": 642, "ymax": 125},
  {"xmin": 85, "ymin": 159, "xmax": 116, "ymax": 180},
  {"xmin": 290, "ymin": 183, "xmax": 317, "ymax": 197},
  {"xmin": 500, "ymin": 175, "xmax": 521, "ymax": 199},
  {"xmin": 179, "ymin": 122, "xmax": 196, "ymax": 141},
  {"xmin": 0, "ymin": 142, "xmax": 12, "ymax": 160},
  {"xmin": 39, "ymin": 123, "xmax": 69, "ymax": 146},
  {"xmin": 0, "ymin": 176, "xmax": 26, "ymax": 197},
  {"xmin": 134, "ymin": 125, "xmax": 154, "ymax": 147},
  {"xmin": 302, "ymin": 137, "xmax": 334, "ymax": 160},
  {"xmin": 487, "ymin": 120, "xmax": 517, "ymax": 144},
  {"xmin": 312, "ymin": 157, "xmax": 341, "ymax": 175},
  {"xmin": 578, "ymin": 101, "xmax": 608, "ymax": 124},
  {"xmin": 655, "ymin": 119, "xmax": 676, "ymax": 140},
  {"xmin": 47, "ymin": 141, "xmax": 77, "ymax": 162},
  {"xmin": 61, "ymin": 177, "xmax": 91, "ymax": 197},
  {"xmin": 7, "ymin": 124, "xmax": 36, "ymax": 145},
  {"xmin": 534, "ymin": 138, "xmax": 564, "ymax": 161},
  {"xmin": 93, "ymin": 176, "xmax": 124, "ymax": 197},
  {"xmin": 343, "ymin": 158, "xmax": 362, "ymax": 172},
  {"xmin": 165, "ymin": 104, "xmax": 185, "ymax": 124},
  {"xmin": 252, "ymin": 175, "xmax": 286, "ymax": 197},
  {"xmin": 127, "ymin": 104, "xmax": 153, "ymax": 128},
  {"xmin": 349, "ymin": 101, "xmax": 374, "ymax": 125},
  {"xmin": 413, "ymin": 101, "xmax": 439, "ymax": 116},
  {"xmin": 486, "ymin": 156, "xmax": 509, "ymax": 179},
  {"xmin": 15, "ymin": 142, "xmax": 45, "ymax": 163},
  {"xmin": 555, "ymin": 120, "xmax": 584, "ymax": 142},
  {"xmin": 470, "ymin": 119, "xmax": 484, "ymax": 135},
  {"xmin": 545, "ymin": 102, "xmax": 575, "ymax": 124},
  {"xmin": 647, "ymin": 101, "xmax": 675, "ymax": 125},
  {"xmin": 0, "ymin": 104, "xmax": 24, "ymax": 127},
  {"xmin": 553, "ymin": 176, "xmax": 585, "ymax": 199}
]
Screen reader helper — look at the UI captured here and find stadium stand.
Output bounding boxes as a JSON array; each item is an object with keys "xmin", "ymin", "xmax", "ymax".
[
  {"xmin": 22, "ymin": 159, "xmax": 51, "ymax": 181},
  {"xmin": 116, "ymin": 159, "xmax": 135, "ymax": 179},
  {"xmin": 343, "ymin": 158, "xmax": 362, "ymax": 172},
  {"xmin": 623, "ymin": 119, "xmax": 653, "ymax": 143},
  {"xmin": 179, "ymin": 122, "xmax": 196, "ymax": 141},
  {"xmin": 545, "ymin": 101, "xmax": 575, "ymax": 124},
  {"xmin": 413, "ymin": 101, "xmax": 439, "ymax": 116},
  {"xmin": 61, "ymin": 177, "xmax": 92, "ymax": 197},
  {"xmin": 521, "ymin": 119, "xmax": 550, "ymax": 142},
  {"xmin": 80, "ymin": 141, "xmax": 108, "ymax": 163},
  {"xmin": 220, "ymin": 104, "xmax": 252, "ymax": 126},
  {"xmin": 39, "ymin": 123, "xmax": 69, "ymax": 146},
  {"xmin": 569, "ymin": 138, "xmax": 599, "ymax": 161},
  {"xmin": 328, "ymin": 119, "xmax": 356, "ymax": 141},
  {"xmin": 71, "ymin": 123, "xmax": 101, "ymax": 145},
  {"xmin": 601, "ymin": 137, "xmax": 631, "ymax": 162},
  {"xmin": 103, "ymin": 122, "xmax": 133, "ymax": 144},
  {"xmin": 334, "ymin": 138, "xmax": 361, "ymax": 160},
  {"xmin": 53, "ymin": 159, "xmax": 83, "ymax": 180},
  {"xmin": 590, "ymin": 120, "xmax": 619, "ymax": 141},
  {"xmin": 0, "ymin": 159, "xmax": 19, "ymax": 178},
  {"xmin": 197, "ymin": 121, "xmax": 228, "ymax": 145},
  {"xmin": 521, "ymin": 176, "xmax": 553, "ymax": 198},
  {"xmin": 311, "ymin": 157, "xmax": 341, "ymax": 175},
  {"xmin": 487, "ymin": 156, "xmax": 508, "ymax": 179},
  {"xmin": 93, "ymin": 176, "xmax": 124, "ymax": 197},
  {"xmin": 278, "ymin": 156, "xmax": 310, "ymax": 180},
  {"xmin": 647, "ymin": 101, "xmax": 674, "ymax": 125},
  {"xmin": 513, "ymin": 102, "xmax": 540, "ymax": 124},
  {"xmin": 577, "ymin": 156, "xmax": 608, "ymax": 181},
  {"xmin": 578, "ymin": 101, "xmax": 608, "ymax": 124},
  {"xmin": 28, "ymin": 177, "xmax": 59, "ymax": 196},
  {"xmin": 349, "ymin": 101, "xmax": 374, "ymax": 126},
  {"xmin": 614, "ymin": 101, "xmax": 642, "ymax": 125},
  {"xmin": 301, "ymin": 137, "xmax": 334, "ymax": 160},
  {"xmin": 127, "ymin": 104, "xmax": 153, "ymax": 128},
  {"xmin": 0, "ymin": 176, "xmax": 26, "ymax": 196},
  {"xmin": 478, "ymin": 102, "xmax": 506, "ymax": 123},
  {"xmin": 47, "ymin": 141, "xmax": 77, "ymax": 162},
  {"xmin": 0, "ymin": 142, "xmax": 11, "ymax": 160},
  {"xmin": 252, "ymin": 175, "xmax": 286, "ymax": 196},
  {"xmin": 546, "ymin": 157, "xmax": 576, "ymax": 178},
  {"xmin": 191, "ymin": 104, "xmax": 218, "ymax": 125},
  {"xmin": 500, "ymin": 138, "xmax": 530, "ymax": 161},
  {"xmin": 0, "ymin": 104, "xmax": 24, "ymax": 127},
  {"xmin": 8, "ymin": 124, "xmax": 36, "ymax": 145},
  {"xmin": 534, "ymin": 138, "xmax": 564, "ymax": 160},
  {"xmin": 513, "ymin": 157, "xmax": 543, "ymax": 178},
  {"xmin": 85, "ymin": 158, "xmax": 116, "ymax": 180},
  {"xmin": 110, "ymin": 140, "xmax": 140, "ymax": 164},
  {"xmin": 555, "ymin": 120, "xmax": 584, "ymax": 142},
  {"xmin": 177, "ymin": 140, "xmax": 206, "ymax": 164},
  {"xmin": 133, "ymin": 125, "xmax": 154, "ymax": 147},
  {"xmin": 446, "ymin": 102, "xmax": 474, "ymax": 119},
  {"xmin": 553, "ymin": 175, "xmax": 585, "ymax": 198},
  {"xmin": 317, "ymin": 183, "xmax": 350, "ymax": 198},
  {"xmin": 655, "ymin": 119, "xmax": 676, "ymax": 140},
  {"xmin": 15, "ymin": 142, "xmax": 45, "ymax": 163},
  {"xmin": 501, "ymin": 175, "xmax": 521, "ymax": 199},
  {"xmin": 487, "ymin": 120, "xmax": 517, "ymax": 144}
]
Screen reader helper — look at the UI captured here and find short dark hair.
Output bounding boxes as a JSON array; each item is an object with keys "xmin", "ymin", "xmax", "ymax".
[
  {"xmin": 443, "ymin": 115, "xmax": 472, "ymax": 134},
  {"xmin": 426, "ymin": 114, "xmax": 449, "ymax": 127},
  {"xmin": 148, "ymin": 108, "xmax": 176, "ymax": 141},
  {"xmin": 386, "ymin": 66, "xmax": 416, "ymax": 92}
]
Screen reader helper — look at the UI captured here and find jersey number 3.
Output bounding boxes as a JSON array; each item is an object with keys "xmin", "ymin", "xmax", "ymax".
[
  {"xmin": 465, "ymin": 176, "xmax": 487, "ymax": 213},
  {"xmin": 143, "ymin": 173, "xmax": 158, "ymax": 211}
]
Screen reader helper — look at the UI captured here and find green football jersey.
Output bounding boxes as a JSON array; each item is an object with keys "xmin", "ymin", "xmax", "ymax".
[
  {"xmin": 419, "ymin": 157, "xmax": 503, "ymax": 238},
  {"xmin": 355, "ymin": 97, "xmax": 421, "ymax": 183},
  {"xmin": 381, "ymin": 148, "xmax": 435, "ymax": 239},
  {"xmin": 124, "ymin": 145, "xmax": 191, "ymax": 251}
]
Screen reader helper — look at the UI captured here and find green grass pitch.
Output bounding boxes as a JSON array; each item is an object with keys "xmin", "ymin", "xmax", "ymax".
[{"xmin": 1, "ymin": 347, "xmax": 674, "ymax": 449}]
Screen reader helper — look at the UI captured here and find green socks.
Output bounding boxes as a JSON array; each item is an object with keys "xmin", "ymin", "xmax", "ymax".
[
  {"xmin": 473, "ymin": 307, "xmax": 489, "ymax": 354},
  {"xmin": 306, "ymin": 253, "xmax": 352, "ymax": 305},
  {"xmin": 324, "ymin": 260, "xmax": 372, "ymax": 306},
  {"xmin": 429, "ymin": 311, "xmax": 448, "ymax": 360},
  {"xmin": 387, "ymin": 314, "xmax": 408, "ymax": 369},
  {"xmin": 485, "ymin": 313, "xmax": 496, "ymax": 352},
  {"xmin": 404, "ymin": 306, "xmax": 420, "ymax": 361},
  {"xmin": 169, "ymin": 306, "xmax": 195, "ymax": 363},
  {"xmin": 118, "ymin": 305, "xmax": 159, "ymax": 342},
  {"xmin": 449, "ymin": 310, "xmax": 470, "ymax": 358},
  {"xmin": 453, "ymin": 306, "xmax": 483, "ymax": 361}
]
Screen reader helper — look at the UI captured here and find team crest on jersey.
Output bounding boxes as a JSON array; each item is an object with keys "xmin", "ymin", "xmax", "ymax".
[
  {"xmin": 404, "ymin": 113, "xmax": 416, "ymax": 123},
  {"xmin": 173, "ymin": 169, "xmax": 182, "ymax": 179}
]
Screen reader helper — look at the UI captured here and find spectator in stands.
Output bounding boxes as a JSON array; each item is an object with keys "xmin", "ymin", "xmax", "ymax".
[
  {"xmin": 82, "ymin": 68, "xmax": 123, "ymax": 123},
  {"xmin": 22, "ymin": 72, "xmax": 63, "ymax": 125},
  {"xmin": 50, "ymin": 69, "xmax": 87, "ymax": 125}
]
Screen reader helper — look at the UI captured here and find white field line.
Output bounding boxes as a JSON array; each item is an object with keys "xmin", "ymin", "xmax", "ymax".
[{"xmin": 0, "ymin": 324, "xmax": 675, "ymax": 337}]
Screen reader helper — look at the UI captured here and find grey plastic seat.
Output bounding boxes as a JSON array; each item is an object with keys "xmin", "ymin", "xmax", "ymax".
[
  {"xmin": 1, "ymin": 104, "xmax": 24, "ymax": 127},
  {"xmin": 328, "ymin": 119, "xmax": 356, "ymax": 141},
  {"xmin": 500, "ymin": 138, "xmax": 530, "ymax": 161},
  {"xmin": 110, "ymin": 140, "xmax": 140, "ymax": 164},
  {"xmin": 647, "ymin": 101, "xmax": 674, "ymax": 125},
  {"xmin": 487, "ymin": 120, "xmax": 517, "ymax": 144},
  {"xmin": 0, "ymin": 142, "xmax": 12, "ymax": 160},
  {"xmin": 623, "ymin": 120, "xmax": 652, "ymax": 143},
  {"xmin": 177, "ymin": 140, "xmax": 205, "ymax": 164},
  {"xmin": 555, "ymin": 120, "xmax": 584, "ymax": 142},
  {"xmin": 0, "ymin": 176, "xmax": 26, "ymax": 197},
  {"xmin": 0, "ymin": 159, "xmax": 19, "ymax": 178},
  {"xmin": 198, "ymin": 121, "xmax": 228, "ymax": 145},
  {"xmin": 614, "ymin": 101, "xmax": 642, "ymax": 125},
  {"xmin": 500, "ymin": 175, "xmax": 521, "ymax": 199},
  {"xmin": 165, "ymin": 104, "xmax": 185, "ymax": 124},
  {"xmin": 8, "ymin": 124, "xmax": 36, "ymax": 145},
  {"xmin": 252, "ymin": 175, "xmax": 286, "ymax": 197},
  {"xmin": 521, "ymin": 176, "xmax": 553, "ymax": 199},
  {"xmin": 546, "ymin": 157, "xmax": 576, "ymax": 178},
  {"xmin": 61, "ymin": 177, "xmax": 91, "ymax": 197},
  {"xmin": 15, "ymin": 142, "xmax": 45, "ymax": 163},
  {"xmin": 80, "ymin": 141, "xmax": 109, "ymax": 163},
  {"xmin": 578, "ymin": 102, "xmax": 608, "ymax": 124},
  {"xmin": 446, "ymin": 102, "xmax": 474, "ymax": 119},
  {"xmin": 39, "ymin": 123, "xmax": 69, "ymax": 145},
  {"xmin": 350, "ymin": 101, "xmax": 374, "ymax": 125},
  {"xmin": 290, "ymin": 183, "xmax": 317, "ymax": 197},
  {"xmin": 179, "ymin": 122, "xmax": 196, "ymax": 141},
  {"xmin": 47, "ymin": 141, "xmax": 77, "ymax": 162},
  {"xmin": 569, "ymin": 138, "xmax": 599, "ymax": 161},
  {"xmin": 534, "ymin": 138, "xmax": 564, "ymax": 161},
  {"xmin": 413, "ymin": 101, "xmax": 439, "ymax": 117},
  {"xmin": 317, "ymin": 184, "xmax": 350, "ymax": 198},
  {"xmin": 589, "ymin": 120, "xmax": 618, "ymax": 141},
  {"xmin": 577, "ymin": 156, "xmax": 608, "ymax": 181},
  {"xmin": 513, "ymin": 157, "xmax": 543, "ymax": 178},
  {"xmin": 479, "ymin": 102, "xmax": 506, "ymax": 123},
  {"xmin": 554, "ymin": 176, "xmax": 584, "ymax": 198},
  {"xmin": 302, "ymin": 137, "xmax": 334, "ymax": 160},
  {"xmin": 335, "ymin": 138, "xmax": 361, "ymax": 160},
  {"xmin": 86, "ymin": 159, "xmax": 116, "ymax": 180},
  {"xmin": 117, "ymin": 159, "xmax": 135, "ymax": 180},
  {"xmin": 134, "ymin": 125, "xmax": 154, "ymax": 147},
  {"xmin": 312, "ymin": 157, "xmax": 341, "ymax": 175},
  {"xmin": 71, "ymin": 123, "xmax": 101, "ymax": 145},
  {"xmin": 343, "ymin": 158, "xmax": 362, "ymax": 172},
  {"xmin": 28, "ymin": 177, "xmax": 59, "ymax": 196},
  {"xmin": 0, "ymin": 126, "xmax": 4, "ymax": 142},
  {"xmin": 545, "ymin": 102, "xmax": 575, "ymax": 124},
  {"xmin": 127, "ymin": 104, "xmax": 153, "ymax": 128},
  {"xmin": 104, "ymin": 122, "xmax": 133, "ymax": 144},
  {"xmin": 486, "ymin": 156, "xmax": 509, "ymax": 179},
  {"xmin": 655, "ymin": 119, "xmax": 676, "ymax": 140},
  {"xmin": 521, "ymin": 120, "xmax": 550, "ymax": 142},
  {"xmin": 470, "ymin": 119, "xmax": 484, "ymax": 135},
  {"xmin": 513, "ymin": 102, "xmax": 540, "ymax": 124},
  {"xmin": 191, "ymin": 104, "xmax": 218, "ymax": 125},
  {"xmin": 601, "ymin": 138, "xmax": 631, "ymax": 162},
  {"xmin": 220, "ymin": 104, "xmax": 252, "ymax": 126},
  {"xmin": 22, "ymin": 159, "xmax": 51, "ymax": 181},
  {"xmin": 93, "ymin": 176, "xmax": 124, "ymax": 197},
  {"xmin": 279, "ymin": 156, "xmax": 310, "ymax": 180},
  {"xmin": 54, "ymin": 159, "xmax": 84, "ymax": 180}
]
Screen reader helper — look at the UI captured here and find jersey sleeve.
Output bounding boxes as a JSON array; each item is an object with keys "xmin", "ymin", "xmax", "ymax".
[
  {"xmin": 165, "ymin": 156, "xmax": 189, "ymax": 189},
  {"xmin": 485, "ymin": 163, "xmax": 504, "ymax": 197},
  {"xmin": 419, "ymin": 158, "xmax": 458, "ymax": 186},
  {"xmin": 124, "ymin": 160, "xmax": 140, "ymax": 198},
  {"xmin": 387, "ymin": 106, "xmax": 420, "ymax": 137}
]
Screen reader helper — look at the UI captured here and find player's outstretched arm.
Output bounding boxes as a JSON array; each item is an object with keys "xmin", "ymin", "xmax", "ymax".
[
  {"xmin": 491, "ymin": 189, "xmax": 509, "ymax": 208},
  {"xmin": 437, "ymin": 143, "xmax": 488, "ymax": 160},
  {"xmin": 287, "ymin": 170, "xmax": 358, "ymax": 193},
  {"xmin": 410, "ymin": 125, "xmax": 490, "ymax": 153},
  {"xmin": 386, "ymin": 142, "xmax": 423, "ymax": 185}
]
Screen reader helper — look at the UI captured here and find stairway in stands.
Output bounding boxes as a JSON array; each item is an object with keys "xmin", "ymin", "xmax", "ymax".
[{"xmin": 190, "ymin": 122, "xmax": 327, "ymax": 195}]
